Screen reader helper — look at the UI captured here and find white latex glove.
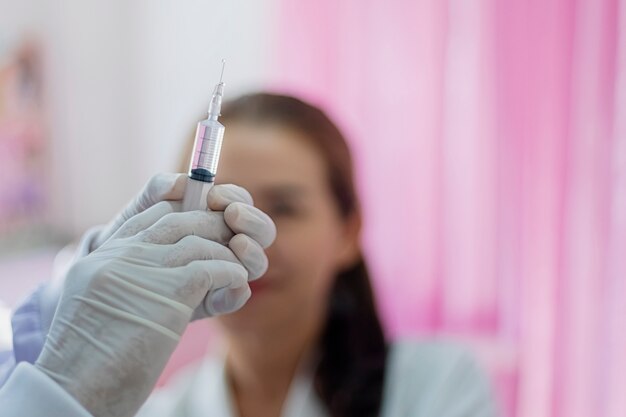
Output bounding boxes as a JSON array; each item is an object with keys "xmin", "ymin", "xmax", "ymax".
[
  {"xmin": 38, "ymin": 173, "xmax": 189, "ymax": 335},
  {"xmin": 92, "ymin": 173, "xmax": 274, "ymax": 255},
  {"xmin": 105, "ymin": 193, "xmax": 276, "ymax": 318},
  {"xmin": 89, "ymin": 173, "xmax": 188, "ymax": 251},
  {"xmin": 43, "ymin": 173, "xmax": 275, "ymax": 327},
  {"xmin": 35, "ymin": 201, "xmax": 254, "ymax": 417},
  {"xmin": 96, "ymin": 173, "xmax": 275, "ymax": 317},
  {"xmin": 199, "ymin": 184, "xmax": 276, "ymax": 318}
]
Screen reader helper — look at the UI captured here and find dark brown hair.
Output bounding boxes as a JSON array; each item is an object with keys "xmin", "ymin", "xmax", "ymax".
[{"xmin": 219, "ymin": 93, "xmax": 388, "ymax": 416}]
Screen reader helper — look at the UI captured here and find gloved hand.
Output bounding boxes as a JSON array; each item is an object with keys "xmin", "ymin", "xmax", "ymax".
[
  {"xmin": 34, "ymin": 201, "xmax": 260, "ymax": 417},
  {"xmin": 35, "ymin": 174, "xmax": 189, "ymax": 347},
  {"xmin": 46, "ymin": 173, "xmax": 275, "ymax": 324},
  {"xmin": 199, "ymin": 183, "xmax": 276, "ymax": 318},
  {"xmin": 103, "ymin": 185, "xmax": 276, "ymax": 318},
  {"xmin": 89, "ymin": 173, "xmax": 188, "ymax": 251}
]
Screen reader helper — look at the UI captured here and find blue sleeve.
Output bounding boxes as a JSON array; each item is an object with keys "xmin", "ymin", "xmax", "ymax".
[
  {"xmin": 0, "ymin": 228, "xmax": 102, "ymax": 389},
  {"xmin": 0, "ymin": 353, "xmax": 16, "ymax": 387},
  {"xmin": 0, "ymin": 284, "xmax": 48, "ymax": 387}
]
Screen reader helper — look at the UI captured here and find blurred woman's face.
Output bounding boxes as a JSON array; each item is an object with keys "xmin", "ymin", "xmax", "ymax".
[{"xmin": 215, "ymin": 122, "xmax": 359, "ymax": 335}]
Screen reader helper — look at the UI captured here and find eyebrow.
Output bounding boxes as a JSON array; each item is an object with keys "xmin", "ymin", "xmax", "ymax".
[{"xmin": 258, "ymin": 185, "xmax": 309, "ymax": 200}]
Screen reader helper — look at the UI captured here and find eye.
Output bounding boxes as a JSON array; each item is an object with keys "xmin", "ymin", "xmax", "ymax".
[{"xmin": 267, "ymin": 201, "xmax": 301, "ymax": 218}]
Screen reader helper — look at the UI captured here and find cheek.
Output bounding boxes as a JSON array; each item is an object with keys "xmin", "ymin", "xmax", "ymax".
[{"xmin": 270, "ymin": 218, "xmax": 343, "ymax": 296}]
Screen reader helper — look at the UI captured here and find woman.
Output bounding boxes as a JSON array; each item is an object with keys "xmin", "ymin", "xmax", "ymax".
[{"xmin": 138, "ymin": 93, "xmax": 498, "ymax": 417}]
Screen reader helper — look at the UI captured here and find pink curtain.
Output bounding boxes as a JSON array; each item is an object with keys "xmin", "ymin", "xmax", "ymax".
[{"xmin": 270, "ymin": 1, "xmax": 626, "ymax": 416}]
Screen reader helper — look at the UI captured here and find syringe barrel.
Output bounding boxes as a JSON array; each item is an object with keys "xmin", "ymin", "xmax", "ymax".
[{"xmin": 188, "ymin": 118, "xmax": 225, "ymax": 182}]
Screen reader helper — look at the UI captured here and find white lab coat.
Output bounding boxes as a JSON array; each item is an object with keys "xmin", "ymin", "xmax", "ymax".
[
  {"xmin": 0, "ymin": 363, "xmax": 91, "ymax": 417},
  {"xmin": 138, "ymin": 340, "xmax": 498, "ymax": 417}
]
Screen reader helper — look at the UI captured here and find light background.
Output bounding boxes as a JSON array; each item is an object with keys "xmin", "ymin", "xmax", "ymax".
[{"xmin": 1, "ymin": 1, "xmax": 625, "ymax": 416}]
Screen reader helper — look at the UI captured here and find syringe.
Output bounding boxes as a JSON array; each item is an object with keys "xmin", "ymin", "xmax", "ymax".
[{"xmin": 182, "ymin": 60, "xmax": 226, "ymax": 211}]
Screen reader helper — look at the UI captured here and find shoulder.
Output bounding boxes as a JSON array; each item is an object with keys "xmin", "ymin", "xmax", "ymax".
[
  {"xmin": 382, "ymin": 339, "xmax": 499, "ymax": 417},
  {"xmin": 387, "ymin": 339, "xmax": 480, "ymax": 379}
]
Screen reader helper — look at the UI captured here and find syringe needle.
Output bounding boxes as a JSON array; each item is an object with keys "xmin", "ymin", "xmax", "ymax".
[{"xmin": 219, "ymin": 59, "xmax": 226, "ymax": 83}]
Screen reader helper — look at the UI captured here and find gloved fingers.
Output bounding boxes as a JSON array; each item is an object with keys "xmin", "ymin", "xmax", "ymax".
[
  {"xmin": 140, "ymin": 172, "xmax": 188, "ymax": 206},
  {"xmin": 110, "ymin": 200, "xmax": 181, "ymax": 240},
  {"xmin": 228, "ymin": 234, "xmax": 268, "ymax": 281},
  {"xmin": 176, "ymin": 260, "xmax": 248, "ymax": 311},
  {"xmin": 161, "ymin": 235, "xmax": 240, "ymax": 267},
  {"xmin": 207, "ymin": 184, "xmax": 254, "ymax": 210},
  {"xmin": 224, "ymin": 202, "xmax": 277, "ymax": 248},
  {"xmin": 92, "ymin": 173, "xmax": 187, "ymax": 249},
  {"xmin": 83, "ymin": 262, "xmax": 193, "ymax": 338},
  {"xmin": 196, "ymin": 285, "xmax": 252, "ymax": 319},
  {"xmin": 136, "ymin": 210, "xmax": 233, "ymax": 245}
]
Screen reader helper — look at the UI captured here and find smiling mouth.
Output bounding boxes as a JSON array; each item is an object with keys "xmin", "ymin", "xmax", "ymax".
[{"xmin": 249, "ymin": 279, "xmax": 271, "ymax": 294}]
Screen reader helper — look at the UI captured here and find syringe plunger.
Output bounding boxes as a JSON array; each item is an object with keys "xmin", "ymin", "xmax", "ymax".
[{"xmin": 188, "ymin": 117, "xmax": 224, "ymax": 182}]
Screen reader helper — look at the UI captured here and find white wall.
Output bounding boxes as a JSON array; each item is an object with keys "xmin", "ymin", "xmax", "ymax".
[{"xmin": 34, "ymin": 1, "xmax": 276, "ymax": 236}]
